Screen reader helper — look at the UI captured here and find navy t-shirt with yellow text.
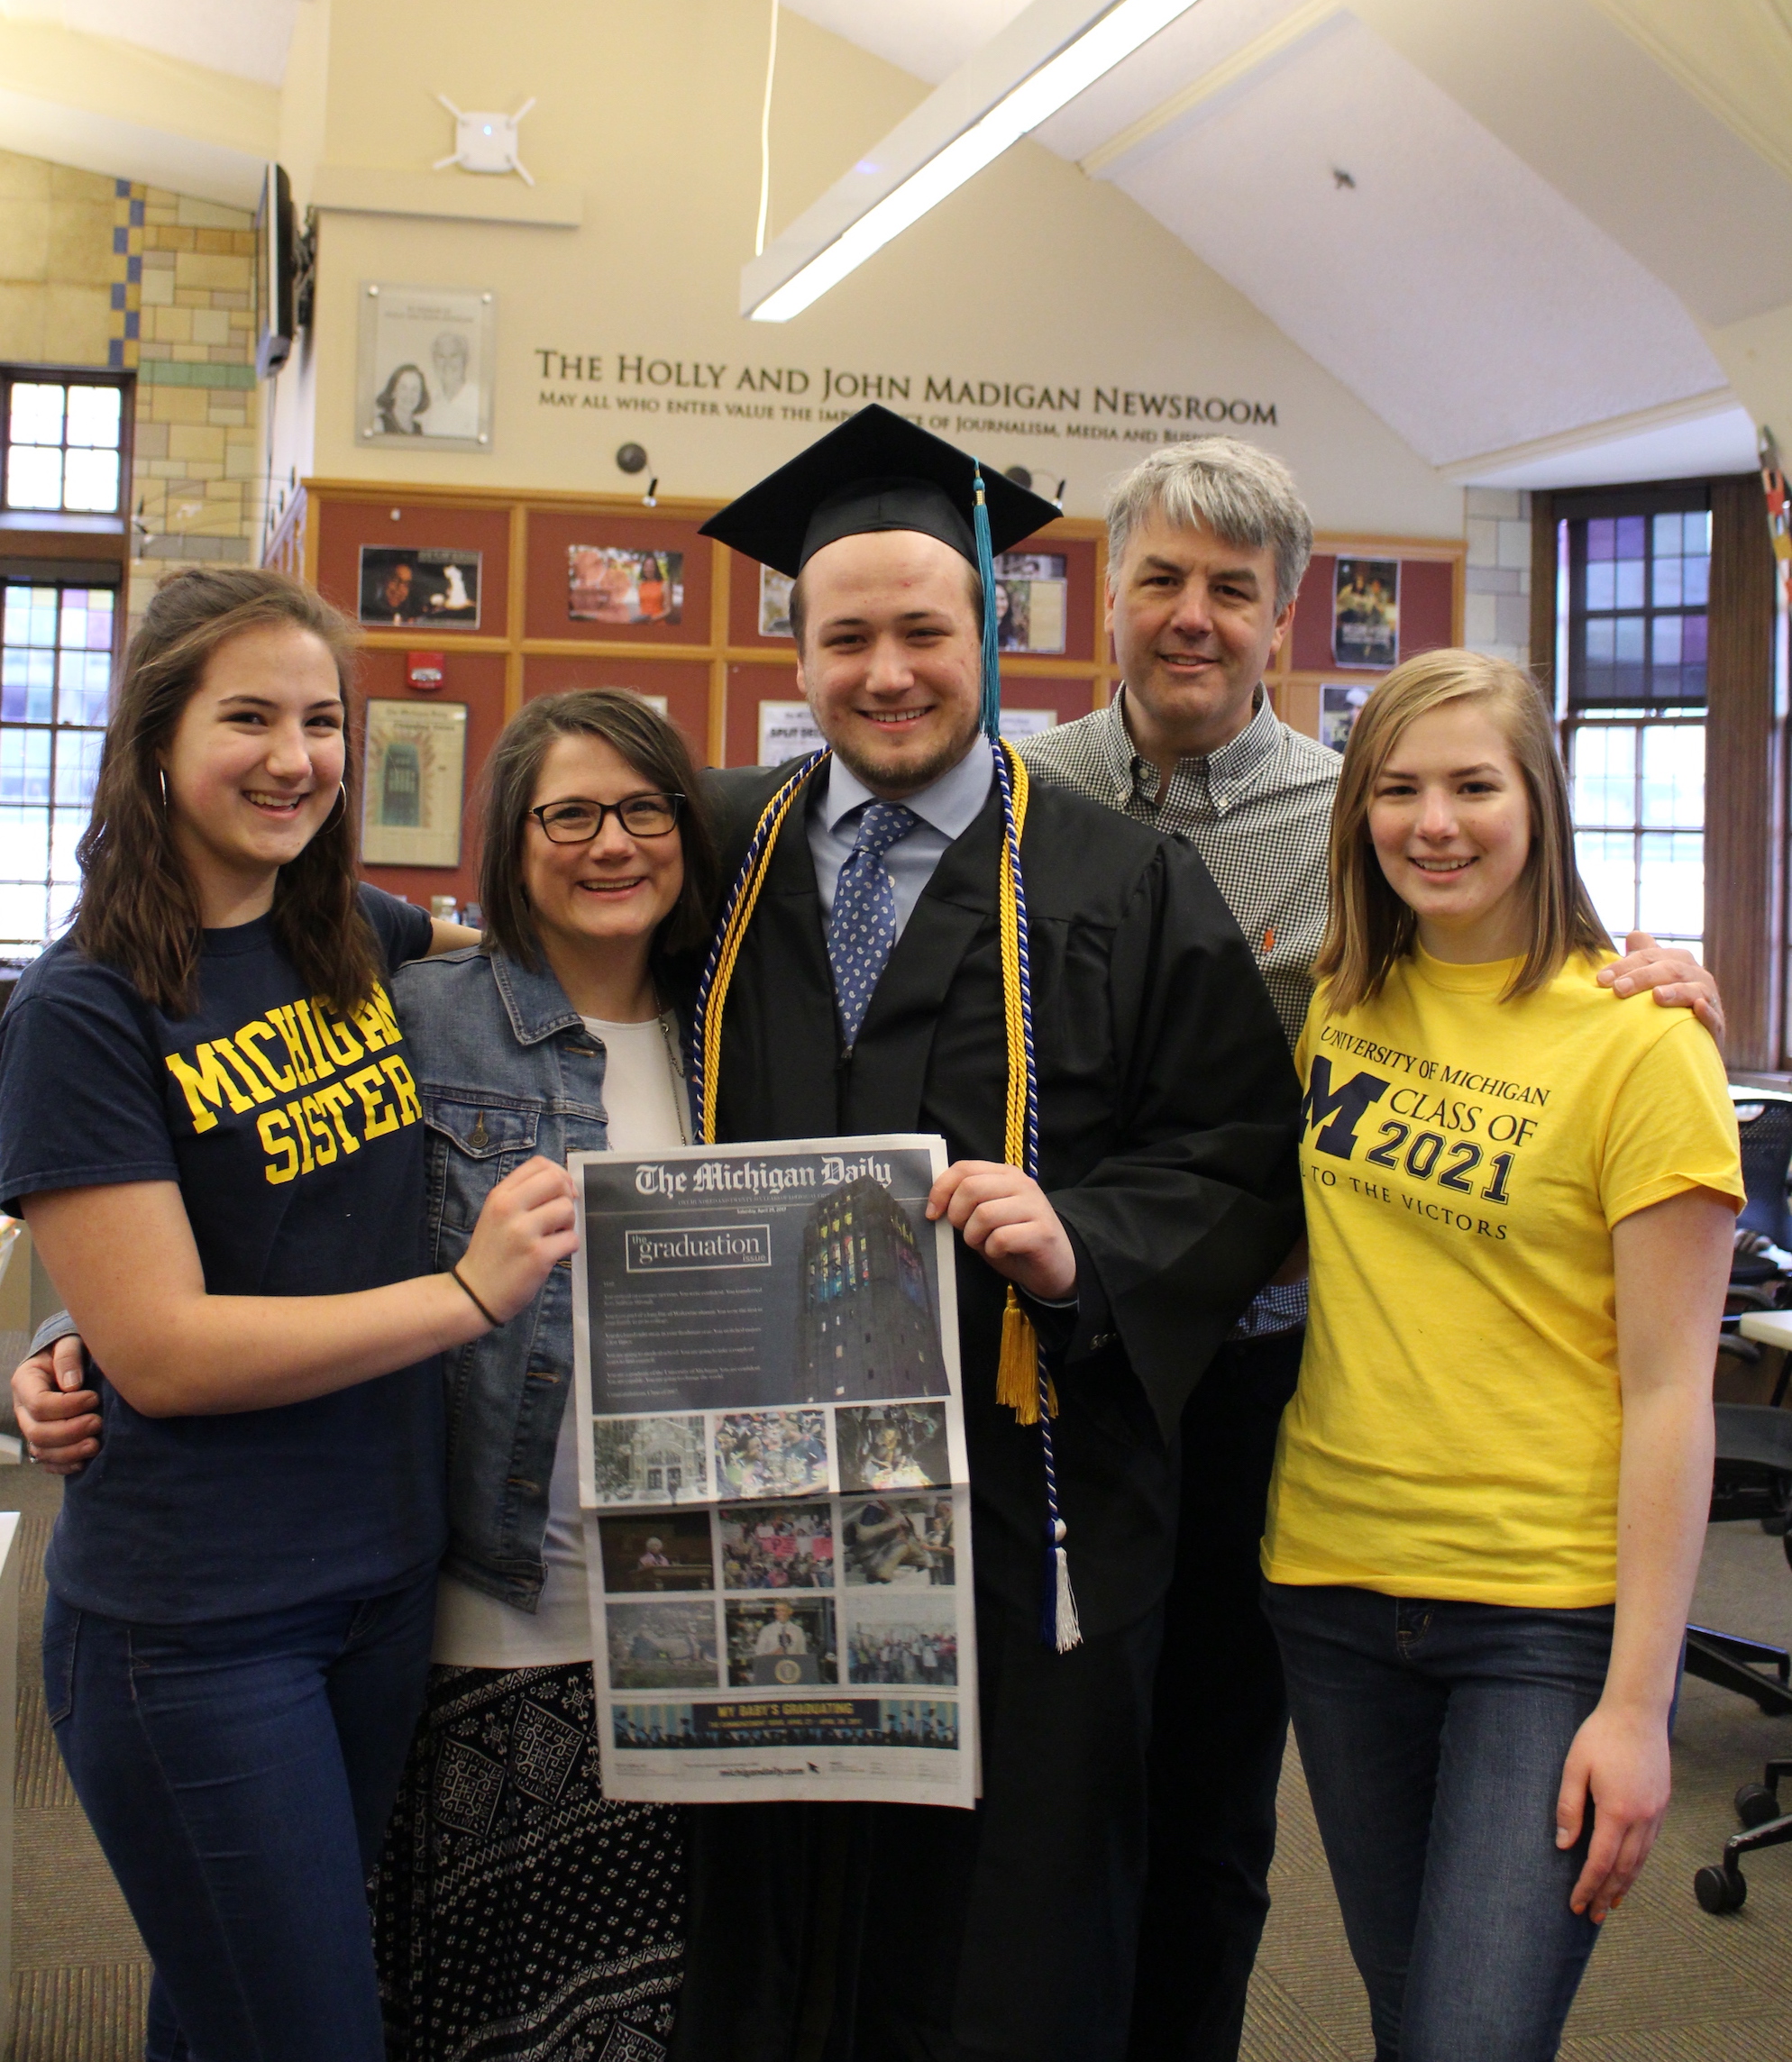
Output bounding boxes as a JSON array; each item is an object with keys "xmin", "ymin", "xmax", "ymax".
[{"xmin": 0, "ymin": 886, "xmax": 447, "ymax": 1623}]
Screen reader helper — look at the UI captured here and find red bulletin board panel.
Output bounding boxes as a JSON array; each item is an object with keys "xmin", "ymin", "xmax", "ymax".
[
  {"xmin": 726, "ymin": 526, "xmax": 1100, "ymax": 662},
  {"xmin": 1290, "ymin": 555, "xmax": 1454, "ymax": 673},
  {"xmin": 315, "ymin": 500, "xmax": 514, "ymax": 639},
  {"xmin": 522, "ymin": 653, "xmax": 712, "ymax": 767},
  {"xmin": 355, "ymin": 646, "xmax": 508, "ymax": 915},
  {"xmin": 725, "ymin": 661, "xmax": 803, "ymax": 767},
  {"xmin": 998, "ymin": 671, "xmax": 1100, "ymax": 730},
  {"xmin": 525, "ymin": 509, "xmax": 714, "ymax": 646}
]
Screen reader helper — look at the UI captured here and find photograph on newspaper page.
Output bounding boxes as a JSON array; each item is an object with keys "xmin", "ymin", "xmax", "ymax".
[{"xmin": 571, "ymin": 1135, "xmax": 977, "ymax": 1807}]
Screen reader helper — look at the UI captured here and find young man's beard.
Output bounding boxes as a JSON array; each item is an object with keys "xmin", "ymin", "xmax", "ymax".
[{"xmin": 828, "ymin": 708, "xmax": 983, "ymax": 798}]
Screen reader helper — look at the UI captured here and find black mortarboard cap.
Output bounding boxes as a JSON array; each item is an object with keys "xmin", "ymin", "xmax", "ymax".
[{"xmin": 699, "ymin": 404, "xmax": 1059, "ymax": 577}]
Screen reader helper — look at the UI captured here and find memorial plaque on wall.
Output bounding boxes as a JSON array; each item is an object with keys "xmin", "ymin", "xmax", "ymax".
[{"xmin": 362, "ymin": 698, "xmax": 468, "ymax": 868}]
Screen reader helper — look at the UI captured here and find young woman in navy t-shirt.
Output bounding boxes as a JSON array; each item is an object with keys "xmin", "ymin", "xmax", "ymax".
[{"xmin": 0, "ymin": 569, "xmax": 577, "ymax": 2062}]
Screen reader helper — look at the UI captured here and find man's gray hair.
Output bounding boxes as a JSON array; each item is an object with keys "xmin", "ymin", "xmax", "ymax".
[{"xmin": 1105, "ymin": 438, "xmax": 1313, "ymax": 613}]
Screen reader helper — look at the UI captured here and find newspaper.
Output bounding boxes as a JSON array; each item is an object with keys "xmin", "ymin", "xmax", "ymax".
[{"xmin": 571, "ymin": 1134, "xmax": 978, "ymax": 1808}]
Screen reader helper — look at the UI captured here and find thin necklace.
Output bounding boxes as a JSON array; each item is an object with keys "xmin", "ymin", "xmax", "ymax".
[{"xmin": 653, "ymin": 991, "xmax": 690, "ymax": 1145}]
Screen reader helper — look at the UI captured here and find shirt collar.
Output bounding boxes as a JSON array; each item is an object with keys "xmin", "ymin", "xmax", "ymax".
[
  {"xmin": 820, "ymin": 737, "xmax": 995, "ymax": 842},
  {"xmin": 1109, "ymin": 682, "xmax": 1279, "ymax": 813}
]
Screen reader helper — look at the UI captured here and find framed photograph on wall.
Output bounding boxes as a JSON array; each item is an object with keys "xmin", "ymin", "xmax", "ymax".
[
  {"xmin": 357, "ymin": 285, "xmax": 494, "ymax": 450},
  {"xmin": 759, "ymin": 566, "xmax": 794, "ymax": 638},
  {"xmin": 358, "ymin": 546, "xmax": 481, "ymax": 627},
  {"xmin": 1319, "ymin": 683, "xmax": 1374, "ymax": 755},
  {"xmin": 362, "ymin": 698, "xmax": 468, "ymax": 867},
  {"xmin": 568, "ymin": 547, "xmax": 683, "ymax": 625},
  {"xmin": 992, "ymin": 552, "xmax": 1067, "ymax": 654},
  {"xmin": 1331, "ymin": 558, "xmax": 1399, "ymax": 669}
]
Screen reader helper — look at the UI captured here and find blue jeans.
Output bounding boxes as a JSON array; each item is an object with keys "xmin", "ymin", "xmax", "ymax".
[
  {"xmin": 42, "ymin": 1575, "xmax": 437, "ymax": 2062},
  {"xmin": 1262, "ymin": 1583, "xmax": 1616, "ymax": 2062}
]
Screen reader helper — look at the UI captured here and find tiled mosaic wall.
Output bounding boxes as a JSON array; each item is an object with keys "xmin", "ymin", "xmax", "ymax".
[{"xmin": 0, "ymin": 149, "xmax": 262, "ymax": 636}]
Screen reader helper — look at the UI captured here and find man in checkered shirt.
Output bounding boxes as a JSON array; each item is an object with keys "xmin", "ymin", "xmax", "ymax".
[{"xmin": 1019, "ymin": 438, "xmax": 1721, "ymax": 2062}]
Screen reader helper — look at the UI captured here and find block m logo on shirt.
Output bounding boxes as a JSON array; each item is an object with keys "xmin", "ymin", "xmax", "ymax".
[{"xmin": 1302, "ymin": 1056, "xmax": 1389, "ymax": 1160}]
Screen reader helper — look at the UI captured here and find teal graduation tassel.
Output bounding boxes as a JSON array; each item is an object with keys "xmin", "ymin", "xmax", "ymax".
[{"xmin": 973, "ymin": 461, "xmax": 1001, "ymax": 741}]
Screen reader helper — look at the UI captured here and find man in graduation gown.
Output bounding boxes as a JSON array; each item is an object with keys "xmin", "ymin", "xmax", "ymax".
[{"xmin": 671, "ymin": 406, "xmax": 1303, "ymax": 2062}]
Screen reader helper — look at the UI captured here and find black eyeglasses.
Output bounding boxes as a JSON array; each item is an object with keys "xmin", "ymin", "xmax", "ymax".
[{"xmin": 527, "ymin": 793, "xmax": 685, "ymax": 843}]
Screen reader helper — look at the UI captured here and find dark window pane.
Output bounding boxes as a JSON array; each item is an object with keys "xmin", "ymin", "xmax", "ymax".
[
  {"xmin": 1616, "ymin": 515, "xmax": 1647, "ymax": 557},
  {"xmin": 1587, "ymin": 517, "xmax": 1614, "ymax": 560}
]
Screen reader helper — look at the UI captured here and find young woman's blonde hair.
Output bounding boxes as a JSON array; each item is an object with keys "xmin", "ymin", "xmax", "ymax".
[{"xmin": 1312, "ymin": 647, "xmax": 1612, "ymax": 1011}]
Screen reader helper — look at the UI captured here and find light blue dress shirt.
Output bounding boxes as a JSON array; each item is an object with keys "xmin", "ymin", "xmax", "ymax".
[{"xmin": 807, "ymin": 743, "xmax": 995, "ymax": 938}]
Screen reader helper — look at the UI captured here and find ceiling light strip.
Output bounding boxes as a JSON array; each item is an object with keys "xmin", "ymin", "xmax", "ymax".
[{"xmin": 746, "ymin": 0, "xmax": 1200, "ymax": 323}]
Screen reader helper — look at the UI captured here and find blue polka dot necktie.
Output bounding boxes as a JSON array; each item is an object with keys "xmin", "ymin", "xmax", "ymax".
[{"xmin": 827, "ymin": 800, "xmax": 919, "ymax": 1046}]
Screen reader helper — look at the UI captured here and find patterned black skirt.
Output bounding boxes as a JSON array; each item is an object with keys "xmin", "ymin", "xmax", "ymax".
[{"xmin": 374, "ymin": 1661, "xmax": 686, "ymax": 2062}]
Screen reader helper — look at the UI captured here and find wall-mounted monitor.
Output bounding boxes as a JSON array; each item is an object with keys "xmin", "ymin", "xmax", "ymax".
[{"xmin": 255, "ymin": 162, "xmax": 295, "ymax": 379}]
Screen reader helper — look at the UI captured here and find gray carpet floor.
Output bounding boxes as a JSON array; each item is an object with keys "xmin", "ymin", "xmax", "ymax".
[{"xmin": 2, "ymin": 1464, "xmax": 1789, "ymax": 2058}]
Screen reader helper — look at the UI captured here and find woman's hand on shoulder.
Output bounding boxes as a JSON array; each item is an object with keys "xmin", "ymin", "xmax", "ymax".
[
  {"xmin": 453, "ymin": 1154, "xmax": 580, "ymax": 1324},
  {"xmin": 1597, "ymin": 932, "xmax": 1723, "ymax": 1042},
  {"xmin": 13, "ymin": 1336, "xmax": 98, "ymax": 1474},
  {"xmin": 1557, "ymin": 1695, "xmax": 1673, "ymax": 1922}
]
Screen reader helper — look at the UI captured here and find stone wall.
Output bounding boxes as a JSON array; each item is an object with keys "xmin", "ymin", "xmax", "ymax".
[
  {"xmin": 116, "ymin": 179, "xmax": 261, "ymax": 629},
  {"xmin": 0, "ymin": 148, "xmax": 262, "ymax": 638},
  {"xmin": 1463, "ymin": 486, "xmax": 1534, "ymax": 671}
]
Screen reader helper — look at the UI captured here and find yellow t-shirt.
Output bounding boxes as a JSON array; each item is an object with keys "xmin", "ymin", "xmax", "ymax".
[{"xmin": 1261, "ymin": 945, "xmax": 1743, "ymax": 1608}]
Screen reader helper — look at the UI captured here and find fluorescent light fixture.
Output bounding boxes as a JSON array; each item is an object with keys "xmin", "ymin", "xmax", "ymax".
[{"xmin": 747, "ymin": 0, "xmax": 1199, "ymax": 322}]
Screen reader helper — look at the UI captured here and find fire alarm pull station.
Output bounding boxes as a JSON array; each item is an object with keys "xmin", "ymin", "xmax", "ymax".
[{"xmin": 407, "ymin": 652, "xmax": 444, "ymax": 690}]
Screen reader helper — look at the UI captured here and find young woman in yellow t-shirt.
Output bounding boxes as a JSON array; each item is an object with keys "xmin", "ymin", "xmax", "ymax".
[{"xmin": 1261, "ymin": 649, "xmax": 1741, "ymax": 2060}]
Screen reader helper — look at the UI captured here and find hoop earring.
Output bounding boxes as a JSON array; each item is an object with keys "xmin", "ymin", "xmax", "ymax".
[
  {"xmin": 157, "ymin": 767, "xmax": 169, "ymax": 808},
  {"xmin": 321, "ymin": 782, "xmax": 348, "ymax": 833}
]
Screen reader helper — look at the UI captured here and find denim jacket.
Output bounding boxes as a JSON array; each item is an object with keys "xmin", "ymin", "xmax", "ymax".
[{"xmin": 392, "ymin": 944, "xmax": 681, "ymax": 1611}]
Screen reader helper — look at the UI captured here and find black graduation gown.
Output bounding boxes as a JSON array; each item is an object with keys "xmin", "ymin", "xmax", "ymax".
[{"xmin": 671, "ymin": 761, "xmax": 1303, "ymax": 2062}]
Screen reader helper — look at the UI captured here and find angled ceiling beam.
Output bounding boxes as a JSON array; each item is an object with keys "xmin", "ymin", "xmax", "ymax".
[
  {"xmin": 1080, "ymin": 0, "xmax": 1340, "ymax": 177},
  {"xmin": 741, "ymin": 0, "xmax": 1201, "ymax": 322}
]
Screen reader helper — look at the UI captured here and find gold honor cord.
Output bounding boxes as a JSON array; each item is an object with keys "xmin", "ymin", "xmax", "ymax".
[
  {"xmin": 992, "ymin": 743, "xmax": 1056, "ymax": 1426},
  {"xmin": 694, "ymin": 739, "xmax": 1050, "ymax": 1428}
]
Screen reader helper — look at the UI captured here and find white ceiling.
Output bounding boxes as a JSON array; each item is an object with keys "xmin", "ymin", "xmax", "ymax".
[
  {"xmin": 0, "ymin": 0, "xmax": 299, "ymax": 87},
  {"xmin": 789, "ymin": 0, "xmax": 1792, "ymax": 484},
  {"xmin": 781, "ymin": 0, "xmax": 1034, "ymax": 85}
]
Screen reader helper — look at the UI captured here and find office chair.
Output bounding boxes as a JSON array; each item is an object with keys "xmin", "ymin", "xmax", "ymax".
[
  {"xmin": 1692, "ymin": 1401, "xmax": 1792, "ymax": 1913},
  {"xmin": 1727, "ymin": 1089, "xmax": 1792, "ymax": 1307},
  {"xmin": 1712, "ymin": 1091, "xmax": 1792, "ymax": 1537}
]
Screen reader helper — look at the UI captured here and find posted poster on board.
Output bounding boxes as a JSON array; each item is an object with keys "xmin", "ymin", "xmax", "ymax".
[
  {"xmin": 571, "ymin": 1135, "xmax": 978, "ymax": 1809},
  {"xmin": 1331, "ymin": 557, "xmax": 1399, "ymax": 668}
]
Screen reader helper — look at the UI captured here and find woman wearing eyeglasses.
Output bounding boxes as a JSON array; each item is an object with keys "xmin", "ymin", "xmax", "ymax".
[{"xmin": 371, "ymin": 689, "xmax": 719, "ymax": 2061}]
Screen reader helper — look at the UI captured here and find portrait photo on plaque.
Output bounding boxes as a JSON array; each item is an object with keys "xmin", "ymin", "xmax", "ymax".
[
  {"xmin": 1332, "ymin": 556, "xmax": 1400, "ymax": 669},
  {"xmin": 361, "ymin": 698, "xmax": 467, "ymax": 868},
  {"xmin": 358, "ymin": 546, "xmax": 481, "ymax": 628},
  {"xmin": 568, "ymin": 545, "xmax": 683, "ymax": 625},
  {"xmin": 992, "ymin": 551, "xmax": 1067, "ymax": 654},
  {"xmin": 357, "ymin": 284, "xmax": 494, "ymax": 449}
]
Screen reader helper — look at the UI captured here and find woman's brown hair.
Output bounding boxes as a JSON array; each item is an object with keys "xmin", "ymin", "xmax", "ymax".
[
  {"xmin": 69, "ymin": 566, "xmax": 380, "ymax": 1017},
  {"xmin": 477, "ymin": 689, "xmax": 719, "ymax": 968},
  {"xmin": 1312, "ymin": 647, "xmax": 1612, "ymax": 1011}
]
